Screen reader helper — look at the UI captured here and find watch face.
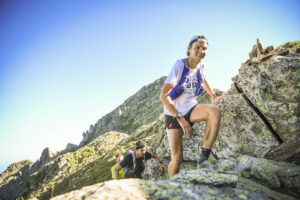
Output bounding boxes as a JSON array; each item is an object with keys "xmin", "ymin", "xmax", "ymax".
[{"xmin": 177, "ymin": 112, "xmax": 183, "ymax": 118}]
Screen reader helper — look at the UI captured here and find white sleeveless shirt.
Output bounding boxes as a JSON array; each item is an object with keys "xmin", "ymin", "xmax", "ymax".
[{"xmin": 164, "ymin": 59, "xmax": 206, "ymax": 116}]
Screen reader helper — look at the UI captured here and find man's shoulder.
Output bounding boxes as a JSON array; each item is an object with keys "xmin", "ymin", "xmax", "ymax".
[
  {"xmin": 122, "ymin": 152, "xmax": 134, "ymax": 164},
  {"xmin": 124, "ymin": 152, "xmax": 133, "ymax": 159},
  {"xmin": 145, "ymin": 151, "xmax": 153, "ymax": 160},
  {"xmin": 171, "ymin": 59, "xmax": 185, "ymax": 76},
  {"xmin": 174, "ymin": 59, "xmax": 185, "ymax": 69}
]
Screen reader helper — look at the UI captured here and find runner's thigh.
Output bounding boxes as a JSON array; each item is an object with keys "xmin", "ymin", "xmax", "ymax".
[
  {"xmin": 167, "ymin": 128, "xmax": 183, "ymax": 154},
  {"xmin": 189, "ymin": 104, "xmax": 217, "ymax": 122}
]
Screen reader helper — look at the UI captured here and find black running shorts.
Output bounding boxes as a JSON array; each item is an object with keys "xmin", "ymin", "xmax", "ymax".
[{"xmin": 165, "ymin": 105, "xmax": 197, "ymax": 129}]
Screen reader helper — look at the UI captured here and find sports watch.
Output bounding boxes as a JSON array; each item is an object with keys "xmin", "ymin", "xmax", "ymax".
[{"xmin": 175, "ymin": 112, "xmax": 183, "ymax": 119}]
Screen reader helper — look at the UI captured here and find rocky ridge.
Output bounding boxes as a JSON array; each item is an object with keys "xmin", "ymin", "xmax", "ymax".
[
  {"xmin": 0, "ymin": 160, "xmax": 33, "ymax": 200},
  {"xmin": 0, "ymin": 132, "xmax": 128, "ymax": 200},
  {"xmin": 80, "ymin": 77, "xmax": 167, "ymax": 147}
]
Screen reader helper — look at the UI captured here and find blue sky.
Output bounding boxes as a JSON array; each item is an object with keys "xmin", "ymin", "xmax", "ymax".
[{"xmin": 0, "ymin": 0, "xmax": 299, "ymax": 173}]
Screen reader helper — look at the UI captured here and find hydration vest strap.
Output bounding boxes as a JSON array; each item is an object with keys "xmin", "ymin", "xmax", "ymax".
[
  {"xmin": 131, "ymin": 152, "xmax": 136, "ymax": 170},
  {"xmin": 178, "ymin": 64, "xmax": 189, "ymax": 85},
  {"xmin": 169, "ymin": 58, "xmax": 204, "ymax": 100},
  {"xmin": 195, "ymin": 69, "xmax": 204, "ymax": 96}
]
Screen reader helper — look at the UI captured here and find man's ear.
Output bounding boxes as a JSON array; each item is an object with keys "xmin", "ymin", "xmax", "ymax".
[{"xmin": 187, "ymin": 45, "xmax": 191, "ymax": 55}]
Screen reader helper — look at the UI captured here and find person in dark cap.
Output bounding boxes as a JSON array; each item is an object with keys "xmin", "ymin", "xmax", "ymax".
[
  {"xmin": 160, "ymin": 35, "xmax": 224, "ymax": 177},
  {"xmin": 114, "ymin": 141, "xmax": 167, "ymax": 179}
]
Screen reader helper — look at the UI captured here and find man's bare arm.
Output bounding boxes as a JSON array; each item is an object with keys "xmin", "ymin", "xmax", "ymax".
[
  {"xmin": 159, "ymin": 84, "xmax": 178, "ymax": 117},
  {"xmin": 204, "ymin": 79, "xmax": 217, "ymax": 100},
  {"xmin": 204, "ymin": 79, "xmax": 225, "ymax": 102},
  {"xmin": 114, "ymin": 164, "xmax": 123, "ymax": 180}
]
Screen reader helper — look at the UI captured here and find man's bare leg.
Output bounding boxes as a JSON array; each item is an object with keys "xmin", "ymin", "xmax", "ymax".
[
  {"xmin": 190, "ymin": 104, "xmax": 221, "ymax": 148},
  {"xmin": 190, "ymin": 104, "xmax": 221, "ymax": 163},
  {"xmin": 167, "ymin": 128, "xmax": 183, "ymax": 177}
]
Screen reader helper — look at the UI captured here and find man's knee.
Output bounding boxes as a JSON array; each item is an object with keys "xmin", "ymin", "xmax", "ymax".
[
  {"xmin": 210, "ymin": 106, "xmax": 221, "ymax": 120},
  {"xmin": 171, "ymin": 152, "xmax": 183, "ymax": 165}
]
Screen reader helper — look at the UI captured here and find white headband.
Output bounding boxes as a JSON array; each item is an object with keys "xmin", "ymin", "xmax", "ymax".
[
  {"xmin": 189, "ymin": 37, "xmax": 208, "ymax": 46},
  {"xmin": 196, "ymin": 38, "xmax": 207, "ymax": 43}
]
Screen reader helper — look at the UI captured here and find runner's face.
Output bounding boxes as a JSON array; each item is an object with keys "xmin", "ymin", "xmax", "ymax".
[
  {"xmin": 188, "ymin": 41, "xmax": 208, "ymax": 62},
  {"xmin": 117, "ymin": 155, "xmax": 123, "ymax": 163},
  {"xmin": 138, "ymin": 147, "xmax": 146, "ymax": 156}
]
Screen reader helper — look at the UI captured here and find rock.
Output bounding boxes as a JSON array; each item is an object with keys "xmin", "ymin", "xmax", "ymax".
[
  {"xmin": 235, "ymin": 155, "xmax": 300, "ymax": 197},
  {"xmin": 52, "ymin": 167, "xmax": 298, "ymax": 200},
  {"xmin": 51, "ymin": 179, "xmax": 148, "ymax": 200},
  {"xmin": 142, "ymin": 159, "xmax": 168, "ymax": 180},
  {"xmin": 174, "ymin": 169, "xmax": 238, "ymax": 187},
  {"xmin": 235, "ymin": 155, "xmax": 260, "ymax": 171},
  {"xmin": 248, "ymin": 38, "xmax": 286, "ymax": 64},
  {"xmin": 256, "ymin": 38, "xmax": 274, "ymax": 55},
  {"xmin": 64, "ymin": 143, "xmax": 78, "ymax": 152},
  {"xmin": 216, "ymin": 158, "xmax": 238, "ymax": 172},
  {"xmin": 237, "ymin": 177, "xmax": 295, "ymax": 200},
  {"xmin": 144, "ymin": 155, "xmax": 300, "ymax": 198},
  {"xmin": 34, "ymin": 147, "xmax": 54, "ymax": 168},
  {"xmin": 234, "ymin": 53, "xmax": 299, "ymax": 139},
  {"xmin": 0, "ymin": 160, "xmax": 33, "ymax": 200},
  {"xmin": 211, "ymin": 50, "xmax": 299, "ymax": 160},
  {"xmin": 251, "ymin": 159, "xmax": 300, "ymax": 196},
  {"xmin": 257, "ymin": 38, "xmax": 264, "ymax": 54},
  {"xmin": 143, "ymin": 159, "xmax": 200, "ymax": 181},
  {"xmin": 29, "ymin": 147, "xmax": 56, "ymax": 176},
  {"xmin": 249, "ymin": 44, "xmax": 258, "ymax": 60},
  {"xmin": 264, "ymin": 141, "xmax": 300, "ymax": 165}
]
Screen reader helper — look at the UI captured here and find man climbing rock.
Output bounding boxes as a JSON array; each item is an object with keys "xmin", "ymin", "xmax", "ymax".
[
  {"xmin": 160, "ymin": 35, "xmax": 224, "ymax": 177},
  {"xmin": 114, "ymin": 141, "xmax": 167, "ymax": 179}
]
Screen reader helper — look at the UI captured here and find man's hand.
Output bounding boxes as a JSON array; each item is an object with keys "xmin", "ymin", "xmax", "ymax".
[
  {"xmin": 177, "ymin": 117, "xmax": 192, "ymax": 137},
  {"xmin": 159, "ymin": 162, "xmax": 168, "ymax": 169},
  {"xmin": 214, "ymin": 95, "xmax": 226, "ymax": 102}
]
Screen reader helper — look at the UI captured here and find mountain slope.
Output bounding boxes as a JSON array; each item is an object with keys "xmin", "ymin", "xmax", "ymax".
[{"xmin": 80, "ymin": 77, "xmax": 166, "ymax": 147}]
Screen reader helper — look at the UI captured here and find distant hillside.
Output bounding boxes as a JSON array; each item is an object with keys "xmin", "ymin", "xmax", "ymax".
[{"xmin": 79, "ymin": 76, "xmax": 166, "ymax": 147}]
